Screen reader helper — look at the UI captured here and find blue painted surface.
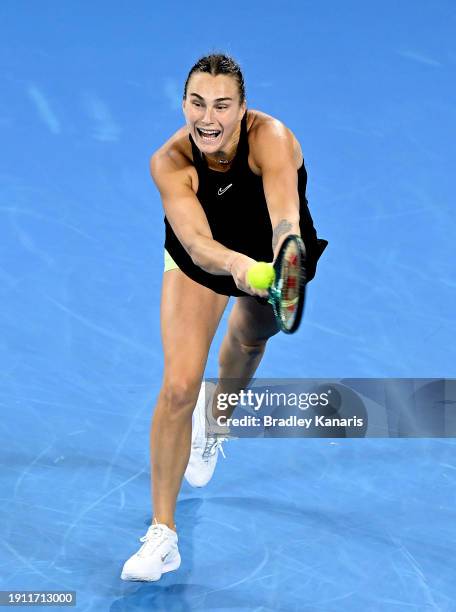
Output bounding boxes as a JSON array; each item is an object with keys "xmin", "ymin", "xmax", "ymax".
[{"xmin": 1, "ymin": 1, "xmax": 455, "ymax": 610}]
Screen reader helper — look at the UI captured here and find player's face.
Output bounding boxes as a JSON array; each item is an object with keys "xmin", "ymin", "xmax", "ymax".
[{"xmin": 183, "ymin": 73, "xmax": 246, "ymax": 153}]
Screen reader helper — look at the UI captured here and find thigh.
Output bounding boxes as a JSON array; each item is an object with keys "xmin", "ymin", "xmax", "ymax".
[
  {"xmin": 227, "ymin": 295, "xmax": 279, "ymax": 345},
  {"xmin": 160, "ymin": 269, "xmax": 229, "ymax": 384}
]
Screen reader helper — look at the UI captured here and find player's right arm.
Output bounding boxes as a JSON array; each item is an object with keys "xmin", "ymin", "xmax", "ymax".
[{"xmin": 150, "ymin": 151, "xmax": 265, "ymax": 296}]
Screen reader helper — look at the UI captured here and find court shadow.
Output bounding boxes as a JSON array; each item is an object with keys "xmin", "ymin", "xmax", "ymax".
[
  {"xmin": 110, "ymin": 582, "xmax": 271, "ymax": 612},
  {"xmin": 112, "ymin": 496, "xmax": 272, "ymax": 611}
]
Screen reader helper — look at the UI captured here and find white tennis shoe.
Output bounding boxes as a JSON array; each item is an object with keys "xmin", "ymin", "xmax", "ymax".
[
  {"xmin": 121, "ymin": 522, "xmax": 181, "ymax": 582},
  {"xmin": 184, "ymin": 381, "xmax": 228, "ymax": 488}
]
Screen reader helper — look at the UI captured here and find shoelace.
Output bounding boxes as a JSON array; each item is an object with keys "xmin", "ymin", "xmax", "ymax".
[
  {"xmin": 137, "ymin": 525, "xmax": 167, "ymax": 557},
  {"xmin": 202, "ymin": 436, "xmax": 227, "ymax": 461}
]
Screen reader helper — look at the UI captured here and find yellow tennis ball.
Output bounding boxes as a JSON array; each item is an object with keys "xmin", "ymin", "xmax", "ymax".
[{"xmin": 247, "ymin": 262, "xmax": 275, "ymax": 289}]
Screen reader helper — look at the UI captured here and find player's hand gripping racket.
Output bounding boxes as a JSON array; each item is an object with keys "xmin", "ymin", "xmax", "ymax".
[{"xmin": 248, "ymin": 234, "xmax": 307, "ymax": 334}]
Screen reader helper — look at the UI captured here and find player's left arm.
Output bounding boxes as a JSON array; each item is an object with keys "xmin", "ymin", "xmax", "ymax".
[{"xmin": 254, "ymin": 120, "xmax": 302, "ymax": 261}]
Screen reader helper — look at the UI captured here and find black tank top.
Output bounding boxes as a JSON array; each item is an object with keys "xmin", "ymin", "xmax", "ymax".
[{"xmin": 164, "ymin": 110, "xmax": 328, "ymax": 296}]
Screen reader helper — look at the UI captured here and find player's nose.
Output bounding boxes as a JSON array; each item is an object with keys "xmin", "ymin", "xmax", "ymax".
[{"xmin": 202, "ymin": 106, "xmax": 215, "ymax": 125}]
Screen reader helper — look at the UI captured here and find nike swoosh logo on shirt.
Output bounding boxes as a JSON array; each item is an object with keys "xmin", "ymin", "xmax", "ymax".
[{"xmin": 218, "ymin": 184, "xmax": 233, "ymax": 196}]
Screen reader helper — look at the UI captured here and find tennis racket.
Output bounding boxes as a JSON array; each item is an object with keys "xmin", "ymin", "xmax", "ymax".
[{"xmin": 268, "ymin": 234, "xmax": 307, "ymax": 334}]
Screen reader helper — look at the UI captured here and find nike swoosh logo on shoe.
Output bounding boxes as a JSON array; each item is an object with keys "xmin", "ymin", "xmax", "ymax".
[
  {"xmin": 217, "ymin": 184, "xmax": 233, "ymax": 196},
  {"xmin": 161, "ymin": 552, "xmax": 170, "ymax": 562}
]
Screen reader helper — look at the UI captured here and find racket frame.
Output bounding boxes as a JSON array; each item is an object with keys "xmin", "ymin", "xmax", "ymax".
[{"xmin": 268, "ymin": 234, "xmax": 307, "ymax": 334}]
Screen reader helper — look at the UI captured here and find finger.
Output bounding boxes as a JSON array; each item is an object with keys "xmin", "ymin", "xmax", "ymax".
[{"xmin": 246, "ymin": 282, "xmax": 268, "ymax": 298}]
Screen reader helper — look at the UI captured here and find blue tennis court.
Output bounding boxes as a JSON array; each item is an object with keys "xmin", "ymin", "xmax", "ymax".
[{"xmin": 1, "ymin": 1, "xmax": 455, "ymax": 610}]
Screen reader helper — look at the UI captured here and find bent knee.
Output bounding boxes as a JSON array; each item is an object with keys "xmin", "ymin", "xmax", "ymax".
[
  {"xmin": 238, "ymin": 340, "xmax": 267, "ymax": 358},
  {"xmin": 229, "ymin": 323, "xmax": 279, "ymax": 356}
]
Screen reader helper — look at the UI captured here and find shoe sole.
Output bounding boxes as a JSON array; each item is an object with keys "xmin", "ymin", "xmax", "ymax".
[{"xmin": 121, "ymin": 552, "xmax": 181, "ymax": 582}]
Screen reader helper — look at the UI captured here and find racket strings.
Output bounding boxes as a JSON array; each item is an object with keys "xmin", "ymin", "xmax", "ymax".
[{"xmin": 280, "ymin": 244, "xmax": 301, "ymax": 327}]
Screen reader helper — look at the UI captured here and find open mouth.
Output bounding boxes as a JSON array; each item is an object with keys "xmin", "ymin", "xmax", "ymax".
[{"xmin": 196, "ymin": 128, "xmax": 222, "ymax": 142}]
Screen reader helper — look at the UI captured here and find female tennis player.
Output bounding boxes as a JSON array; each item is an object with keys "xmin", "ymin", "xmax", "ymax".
[{"xmin": 121, "ymin": 53, "xmax": 327, "ymax": 582}]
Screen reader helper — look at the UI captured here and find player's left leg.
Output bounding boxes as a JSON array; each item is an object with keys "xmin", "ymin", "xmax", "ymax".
[
  {"xmin": 213, "ymin": 295, "xmax": 279, "ymax": 421},
  {"xmin": 184, "ymin": 296, "xmax": 279, "ymax": 488}
]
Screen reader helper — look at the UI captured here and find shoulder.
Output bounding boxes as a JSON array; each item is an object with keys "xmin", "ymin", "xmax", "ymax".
[
  {"xmin": 247, "ymin": 109, "xmax": 304, "ymax": 171},
  {"xmin": 150, "ymin": 125, "xmax": 197, "ymax": 191},
  {"xmin": 150, "ymin": 125, "xmax": 192, "ymax": 173}
]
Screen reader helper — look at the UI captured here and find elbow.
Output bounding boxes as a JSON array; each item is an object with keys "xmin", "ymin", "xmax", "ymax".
[
  {"xmin": 190, "ymin": 251, "xmax": 201, "ymax": 268},
  {"xmin": 187, "ymin": 232, "xmax": 214, "ymax": 271},
  {"xmin": 190, "ymin": 249, "xmax": 208, "ymax": 272},
  {"xmin": 189, "ymin": 241, "xmax": 213, "ymax": 273},
  {"xmin": 187, "ymin": 236, "xmax": 202, "ymax": 268}
]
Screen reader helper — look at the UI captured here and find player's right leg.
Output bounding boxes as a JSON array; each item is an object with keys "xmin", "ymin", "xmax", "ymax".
[
  {"xmin": 152, "ymin": 268, "xmax": 229, "ymax": 525},
  {"xmin": 121, "ymin": 267, "xmax": 228, "ymax": 581}
]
